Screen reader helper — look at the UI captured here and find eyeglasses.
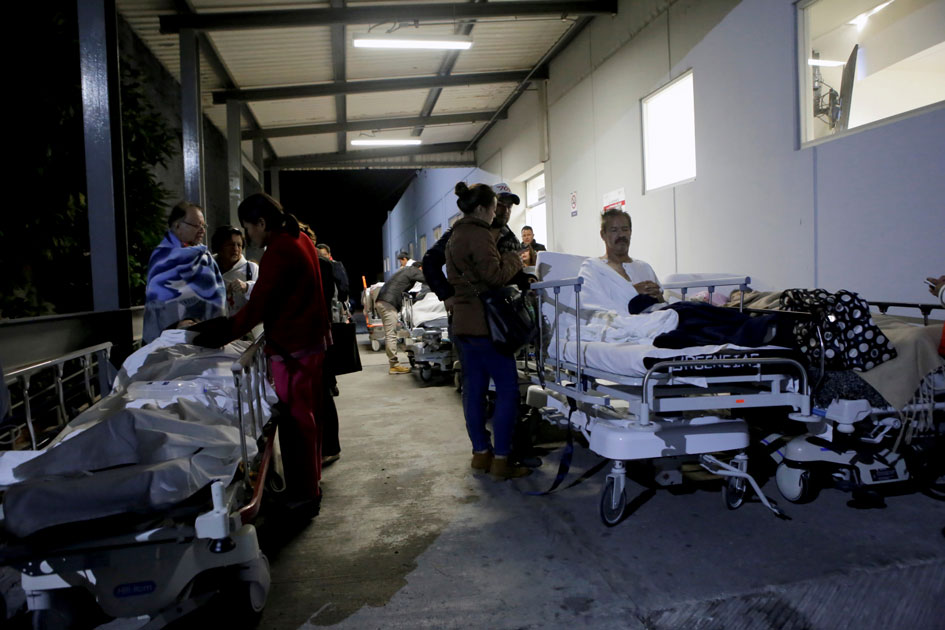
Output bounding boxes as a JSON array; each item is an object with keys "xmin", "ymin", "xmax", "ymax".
[{"xmin": 180, "ymin": 220, "xmax": 206, "ymax": 230}]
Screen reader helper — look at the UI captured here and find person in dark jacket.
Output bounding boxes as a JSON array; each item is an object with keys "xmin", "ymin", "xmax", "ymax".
[
  {"xmin": 376, "ymin": 262, "xmax": 424, "ymax": 374},
  {"xmin": 422, "ymin": 228, "xmax": 455, "ymax": 311},
  {"xmin": 316, "ymin": 243, "xmax": 350, "ymax": 305},
  {"xmin": 446, "ymin": 182, "xmax": 529, "ymax": 480},
  {"xmin": 521, "ymin": 225, "xmax": 546, "ymax": 252}
]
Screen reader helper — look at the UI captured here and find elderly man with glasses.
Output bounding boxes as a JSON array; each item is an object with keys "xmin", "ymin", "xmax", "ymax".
[{"xmin": 143, "ymin": 201, "xmax": 226, "ymax": 343}]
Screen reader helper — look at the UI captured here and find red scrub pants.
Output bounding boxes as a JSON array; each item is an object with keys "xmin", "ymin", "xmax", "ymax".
[{"xmin": 271, "ymin": 351, "xmax": 324, "ymax": 502}]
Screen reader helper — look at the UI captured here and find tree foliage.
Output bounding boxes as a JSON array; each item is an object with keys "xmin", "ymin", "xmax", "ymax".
[{"xmin": 1, "ymin": 2, "xmax": 176, "ymax": 319}]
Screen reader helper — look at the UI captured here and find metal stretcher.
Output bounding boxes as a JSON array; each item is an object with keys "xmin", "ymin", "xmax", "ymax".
[
  {"xmin": 525, "ymin": 252, "xmax": 812, "ymax": 525},
  {"xmin": 0, "ymin": 334, "xmax": 277, "ymax": 627},
  {"xmin": 402, "ymin": 292, "xmax": 455, "ymax": 383}
]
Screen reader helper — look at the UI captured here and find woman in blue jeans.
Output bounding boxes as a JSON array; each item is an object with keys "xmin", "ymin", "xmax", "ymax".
[{"xmin": 445, "ymin": 182, "xmax": 528, "ymax": 479}]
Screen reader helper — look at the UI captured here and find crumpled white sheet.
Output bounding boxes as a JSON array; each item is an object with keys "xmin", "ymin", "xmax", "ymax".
[
  {"xmin": 410, "ymin": 292, "xmax": 449, "ymax": 328},
  {"xmin": 0, "ymin": 330, "xmax": 277, "ymax": 538}
]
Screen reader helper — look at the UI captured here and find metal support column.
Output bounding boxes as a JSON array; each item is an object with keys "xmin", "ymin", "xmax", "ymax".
[
  {"xmin": 252, "ymin": 139, "xmax": 265, "ymax": 185},
  {"xmin": 78, "ymin": 0, "xmax": 129, "ymax": 311},
  {"xmin": 180, "ymin": 28, "xmax": 205, "ymax": 207},
  {"xmin": 226, "ymin": 99, "xmax": 243, "ymax": 226},
  {"xmin": 270, "ymin": 167, "xmax": 281, "ymax": 201}
]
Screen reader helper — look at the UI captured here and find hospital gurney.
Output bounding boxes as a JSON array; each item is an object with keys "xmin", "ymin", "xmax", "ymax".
[
  {"xmin": 526, "ymin": 252, "xmax": 812, "ymax": 526},
  {"xmin": 403, "ymin": 292, "xmax": 455, "ymax": 383},
  {"xmin": 0, "ymin": 330, "xmax": 279, "ymax": 627},
  {"xmin": 763, "ymin": 301, "xmax": 945, "ymax": 504}
]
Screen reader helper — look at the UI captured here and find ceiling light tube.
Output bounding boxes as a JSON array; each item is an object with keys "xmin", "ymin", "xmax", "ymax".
[
  {"xmin": 351, "ymin": 139, "xmax": 423, "ymax": 147},
  {"xmin": 353, "ymin": 33, "xmax": 473, "ymax": 50}
]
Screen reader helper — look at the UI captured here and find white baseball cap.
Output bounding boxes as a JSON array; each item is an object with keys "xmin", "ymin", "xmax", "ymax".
[{"xmin": 492, "ymin": 182, "xmax": 520, "ymax": 205}]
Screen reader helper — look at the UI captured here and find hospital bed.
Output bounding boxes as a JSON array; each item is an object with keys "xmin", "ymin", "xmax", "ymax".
[
  {"xmin": 402, "ymin": 292, "xmax": 455, "ymax": 383},
  {"xmin": 525, "ymin": 252, "xmax": 813, "ymax": 525},
  {"xmin": 759, "ymin": 300, "xmax": 945, "ymax": 504},
  {"xmin": 0, "ymin": 330, "xmax": 279, "ymax": 627}
]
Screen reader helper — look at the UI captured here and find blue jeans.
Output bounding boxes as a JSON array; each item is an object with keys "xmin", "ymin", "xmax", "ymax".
[{"xmin": 456, "ymin": 336, "xmax": 519, "ymax": 457}]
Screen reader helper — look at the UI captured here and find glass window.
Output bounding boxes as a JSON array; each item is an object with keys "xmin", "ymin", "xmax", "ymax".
[
  {"xmin": 433, "ymin": 225, "xmax": 442, "ymax": 241},
  {"xmin": 526, "ymin": 173, "xmax": 545, "ymax": 207},
  {"xmin": 449, "ymin": 213, "xmax": 462, "ymax": 228},
  {"xmin": 642, "ymin": 71, "xmax": 696, "ymax": 192},
  {"xmin": 798, "ymin": 0, "xmax": 945, "ymax": 144},
  {"xmin": 419, "ymin": 235, "xmax": 427, "ymax": 256},
  {"xmin": 408, "ymin": 242, "xmax": 415, "ymax": 260}
]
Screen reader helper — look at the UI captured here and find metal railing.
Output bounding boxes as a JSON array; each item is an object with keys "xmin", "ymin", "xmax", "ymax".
[{"xmin": 2, "ymin": 343, "xmax": 113, "ymax": 449}]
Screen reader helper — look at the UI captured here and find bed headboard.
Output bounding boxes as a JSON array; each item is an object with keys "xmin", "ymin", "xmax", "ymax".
[{"xmin": 536, "ymin": 251, "xmax": 587, "ymax": 282}]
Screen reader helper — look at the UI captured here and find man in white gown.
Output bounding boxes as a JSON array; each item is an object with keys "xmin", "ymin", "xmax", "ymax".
[{"xmin": 573, "ymin": 209, "xmax": 678, "ymax": 344}]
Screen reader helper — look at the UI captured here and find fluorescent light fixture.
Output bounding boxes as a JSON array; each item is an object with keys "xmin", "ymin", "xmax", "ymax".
[
  {"xmin": 848, "ymin": 0, "xmax": 894, "ymax": 29},
  {"xmin": 808, "ymin": 58, "xmax": 846, "ymax": 67},
  {"xmin": 352, "ymin": 33, "xmax": 473, "ymax": 50},
  {"xmin": 351, "ymin": 139, "xmax": 423, "ymax": 147}
]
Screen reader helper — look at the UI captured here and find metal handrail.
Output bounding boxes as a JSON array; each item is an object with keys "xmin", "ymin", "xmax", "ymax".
[
  {"xmin": 231, "ymin": 333, "xmax": 267, "ymax": 484},
  {"xmin": 2, "ymin": 342, "xmax": 113, "ymax": 449}
]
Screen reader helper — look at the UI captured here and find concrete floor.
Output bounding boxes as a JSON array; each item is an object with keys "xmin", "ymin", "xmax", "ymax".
[{"xmin": 252, "ymin": 337, "xmax": 945, "ymax": 630}]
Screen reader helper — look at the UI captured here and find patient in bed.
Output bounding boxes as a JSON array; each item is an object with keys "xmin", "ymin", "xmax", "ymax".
[{"xmin": 574, "ymin": 209, "xmax": 780, "ymax": 348}]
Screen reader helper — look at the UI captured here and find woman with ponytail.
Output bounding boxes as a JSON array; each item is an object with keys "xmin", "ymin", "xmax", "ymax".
[
  {"xmin": 194, "ymin": 192, "xmax": 330, "ymax": 509},
  {"xmin": 445, "ymin": 182, "xmax": 530, "ymax": 480}
]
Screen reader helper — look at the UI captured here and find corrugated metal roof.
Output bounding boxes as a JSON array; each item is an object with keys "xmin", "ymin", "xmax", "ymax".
[
  {"xmin": 452, "ymin": 19, "xmax": 574, "ymax": 74},
  {"xmin": 116, "ymin": 0, "xmax": 585, "ymax": 167},
  {"xmin": 208, "ymin": 27, "xmax": 335, "ymax": 88},
  {"xmin": 248, "ymin": 97, "xmax": 337, "ymax": 127},
  {"xmin": 268, "ymin": 134, "xmax": 339, "ymax": 157},
  {"xmin": 432, "ymin": 83, "xmax": 518, "ymax": 114}
]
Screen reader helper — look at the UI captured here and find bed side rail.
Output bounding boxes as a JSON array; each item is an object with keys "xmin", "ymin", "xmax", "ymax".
[
  {"xmin": 231, "ymin": 333, "xmax": 267, "ymax": 484},
  {"xmin": 532, "ymin": 276, "xmax": 585, "ymax": 389},
  {"xmin": 2, "ymin": 342, "xmax": 113, "ymax": 450},
  {"xmin": 871, "ymin": 301, "xmax": 943, "ymax": 326},
  {"xmin": 661, "ymin": 276, "xmax": 752, "ymax": 311}
]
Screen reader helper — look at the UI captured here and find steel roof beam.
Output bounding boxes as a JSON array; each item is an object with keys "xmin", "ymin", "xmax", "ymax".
[
  {"xmin": 213, "ymin": 70, "xmax": 543, "ymax": 104},
  {"xmin": 242, "ymin": 111, "xmax": 504, "ymax": 140},
  {"xmin": 270, "ymin": 142, "xmax": 471, "ymax": 168},
  {"xmin": 330, "ymin": 0, "xmax": 346, "ymax": 153},
  {"xmin": 160, "ymin": 1, "xmax": 617, "ymax": 33}
]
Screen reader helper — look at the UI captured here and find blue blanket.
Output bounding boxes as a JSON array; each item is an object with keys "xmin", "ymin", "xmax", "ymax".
[{"xmin": 143, "ymin": 232, "xmax": 226, "ymax": 343}]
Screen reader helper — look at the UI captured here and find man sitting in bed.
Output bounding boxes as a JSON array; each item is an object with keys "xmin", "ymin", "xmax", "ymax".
[
  {"xmin": 579, "ymin": 208, "xmax": 664, "ymax": 313},
  {"xmin": 577, "ymin": 208, "xmax": 780, "ymax": 348}
]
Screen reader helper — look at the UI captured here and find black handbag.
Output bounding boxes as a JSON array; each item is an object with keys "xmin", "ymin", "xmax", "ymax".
[
  {"xmin": 462, "ymin": 272, "xmax": 538, "ymax": 356},
  {"xmin": 326, "ymin": 321, "xmax": 363, "ymax": 375}
]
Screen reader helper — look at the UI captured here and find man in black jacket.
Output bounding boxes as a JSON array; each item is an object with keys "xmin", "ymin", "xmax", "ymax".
[{"xmin": 376, "ymin": 262, "xmax": 424, "ymax": 374}]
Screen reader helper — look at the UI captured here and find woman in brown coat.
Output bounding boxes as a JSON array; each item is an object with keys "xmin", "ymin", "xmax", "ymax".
[{"xmin": 446, "ymin": 182, "xmax": 529, "ymax": 479}]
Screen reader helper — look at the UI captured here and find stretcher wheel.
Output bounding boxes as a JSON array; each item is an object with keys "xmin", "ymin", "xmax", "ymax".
[
  {"xmin": 776, "ymin": 462, "xmax": 813, "ymax": 503},
  {"xmin": 420, "ymin": 366, "xmax": 433, "ymax": 382},
  {"xmin": 600, "ymin": 477, "xmax": 626, "ymax": 527},
  {"xmin": 227, "ymin": 553, "xmax": 271, "ymax": 623},
  {"xmin": 723, "ymin": 476, "xmax": 748, "ymax": 510},
  {"xmin": 370, "ymin": 339, "xmax": 381, "ymax": 352}
]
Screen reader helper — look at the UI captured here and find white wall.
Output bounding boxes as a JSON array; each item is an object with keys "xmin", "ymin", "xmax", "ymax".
[
  {"xmin": 382, "ymin": 167, "xmax": 495, "ymax": 279},
  {"xmin": 474, "ymin": 0, "xmax": 944, "ymax": 303}
]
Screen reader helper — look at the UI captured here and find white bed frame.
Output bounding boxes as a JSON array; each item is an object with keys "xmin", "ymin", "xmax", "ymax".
[
  {"xmin": 527, "ymin": 252, "xmax": 813, "ymax": 525},
  {"xmin": 3, "ymin": 337, "xmax": 274, "ymax": 627}
]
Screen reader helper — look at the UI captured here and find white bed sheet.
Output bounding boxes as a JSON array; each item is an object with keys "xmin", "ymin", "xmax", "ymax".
[{"xmin": 549, "ymin": 340, "xmax": 786, "ymax": 379}]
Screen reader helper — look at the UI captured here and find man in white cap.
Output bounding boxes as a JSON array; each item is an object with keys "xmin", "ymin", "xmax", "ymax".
[{"xmin": 491, "ymin": 183, "xmax": 522, "ymax": 254}]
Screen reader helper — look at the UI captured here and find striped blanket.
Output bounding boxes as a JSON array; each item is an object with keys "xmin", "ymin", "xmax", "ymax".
[{"xmin": 143, "ymin": 232, "xmax": 226, "ymax": 343}]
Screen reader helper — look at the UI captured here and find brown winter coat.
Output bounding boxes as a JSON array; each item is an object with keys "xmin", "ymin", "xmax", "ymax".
[{"xmin": 446, "ymin": 215, "xmax": 523, "ymax": 337}]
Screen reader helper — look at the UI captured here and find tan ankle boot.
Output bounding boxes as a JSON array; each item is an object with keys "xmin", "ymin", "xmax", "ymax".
[
  {"xmin": 490, "ymin": 456, "xmax": 531, "ymax": 480},
  {"xmin": 470, "ymin": 451, "xmax": 493, "ymax": 472}
]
